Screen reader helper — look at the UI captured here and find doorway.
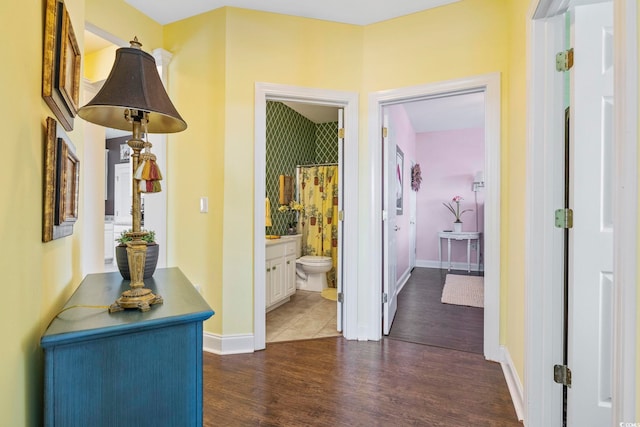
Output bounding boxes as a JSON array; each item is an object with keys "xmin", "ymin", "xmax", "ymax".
[
  {"xmin": 253, "ymin": 83, "xmax": 359, "ymax": 351},
  {"xmin": 368, "ymin": 73, "xmax": 502, "ymax": 362},
  {"xmin": 382, "ymin": 94, "xmax": 486, "ymax": 354}
]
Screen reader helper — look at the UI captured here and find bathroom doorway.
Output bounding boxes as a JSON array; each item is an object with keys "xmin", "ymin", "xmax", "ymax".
[{"xmin": 254, "ymin": 83, "xmax": 359, "ymax": 350}]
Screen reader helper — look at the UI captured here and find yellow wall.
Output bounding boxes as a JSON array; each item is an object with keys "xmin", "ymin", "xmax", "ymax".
[{"xmin": 0, "ymin": 0, "xmax": 86, "ymax": 425}]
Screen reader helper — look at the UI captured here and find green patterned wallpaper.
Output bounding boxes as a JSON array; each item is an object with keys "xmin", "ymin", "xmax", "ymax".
[{"xmin": 266, "ymin": 101, "xmax": 338, "ymax": 235}]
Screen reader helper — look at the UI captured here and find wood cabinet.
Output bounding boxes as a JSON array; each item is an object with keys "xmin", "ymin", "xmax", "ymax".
[
  {"xmin": 266, "ymin": 239, "xmax": 297, "ymax": 311},
  {"xmin": 40, "ymin": 268, "xmax": 214, "ymax": 427}
]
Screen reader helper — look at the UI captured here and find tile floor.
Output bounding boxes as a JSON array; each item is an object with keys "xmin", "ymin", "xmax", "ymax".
[{"xmin": 266, "ymin": 290, "xmax": 341, "ymax": 343}]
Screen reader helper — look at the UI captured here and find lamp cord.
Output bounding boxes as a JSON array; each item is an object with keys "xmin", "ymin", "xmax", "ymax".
[{"xmin": 46, "ymin": 305, "xmax": 111, "ymax": 329}]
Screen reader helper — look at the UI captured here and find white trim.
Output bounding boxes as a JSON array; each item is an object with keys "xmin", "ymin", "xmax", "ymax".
[
  {"xmin": 524, "ymin": 10, "xmax": 566, "ymax": 427},
  {"xmin": 368, "ymin": 73, "xmax": 501, "ymax": 362},
  {"xmin": 396, "ymin": 269, "xmax": 411, "ymax": 295},
  {"xmin": 203, "ymin": 332, "xmax": 255, "ymax": 355},
  {"xmin": 526, "ymin": 1, "xmax": 637, "ymax": 425},
  {"xmin": 415, "ymin": 259, "xmax": 484, "ymax": 272},
  {"xmin": 254, "ymin": 83, "xmax": 359, "ymax": 350},
  {"xmin": 500, "ymin": 345, "xmax": 525, "ymax": 422},
  {"xmin": 612, "ymin": 0, "xmax": 638, "ymax": 422}
]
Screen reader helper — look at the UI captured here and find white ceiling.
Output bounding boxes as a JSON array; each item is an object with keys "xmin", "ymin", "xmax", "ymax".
[
  {"xmin": 402, "ymin": 92, "xmax": 485, "ymax": 133},
  {"xmin": 125, "ymin": 0, "xmax": 460, "ymax": 26}
]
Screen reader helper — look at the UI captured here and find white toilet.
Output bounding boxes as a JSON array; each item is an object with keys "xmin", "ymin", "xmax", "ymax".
[{"xmin": 296, "ymin": 256, "xmax": 332, "ymax": 292}]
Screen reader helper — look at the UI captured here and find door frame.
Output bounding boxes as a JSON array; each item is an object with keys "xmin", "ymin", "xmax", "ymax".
[
  {"xmin": 525, "ymin": 1, "xmax": 637, "ymax": 425},
  {"xmin": 368, "ymin": 72, "xmax": 502, "ymax": 362},
  {"xmin": 254, "ymin": 83, "xmax": 359, "ymax": 350}
]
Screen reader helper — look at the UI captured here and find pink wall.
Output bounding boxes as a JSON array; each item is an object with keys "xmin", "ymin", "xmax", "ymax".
[
  {"xmin": 415, "ymin": 128, "xmax": 484, "ymax": 264},
  {"xmin": 388, "ymin": 105, "xmax": 415, "ymax": 281}
]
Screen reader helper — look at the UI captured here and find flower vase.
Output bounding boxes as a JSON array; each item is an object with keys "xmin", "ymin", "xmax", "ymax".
[{"xmin": 453, "ymin": 222, "xmax": 462, "ymax": 233}]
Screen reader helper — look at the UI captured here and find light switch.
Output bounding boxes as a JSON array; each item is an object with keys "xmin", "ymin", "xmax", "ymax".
[{"xmin": 200, "ymin": 197, "xmax": 208, "ymax": 213}]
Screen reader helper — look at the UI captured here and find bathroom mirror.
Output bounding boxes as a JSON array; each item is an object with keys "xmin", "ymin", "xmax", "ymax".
[{"xmin": 279, "ymin": 175, "xmax": 293, "ymax": 205}]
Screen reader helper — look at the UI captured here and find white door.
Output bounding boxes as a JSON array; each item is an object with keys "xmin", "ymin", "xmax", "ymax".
[
  {"xmin": 567, "ymin": 2, "xmax": 613, "ymax": 425},
  {"xmin": 336, "ymin": 108, "xmax": 345, "ymax": 332},
  {"xmin": 409, "ymin": 161, "xmax": 417, "ymax": 270},
  {"xmin": 382, "ymin": 111, "xmax": 398, "ymax": 334},
  {"xmin": 114, "ymin": 162, "xmax": 132, "ymax": 225}
]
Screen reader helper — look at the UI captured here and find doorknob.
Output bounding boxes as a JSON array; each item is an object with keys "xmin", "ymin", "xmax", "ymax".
[{"xmin": 394, "ymin": 225, "xmax": 400, "ymax": 231}]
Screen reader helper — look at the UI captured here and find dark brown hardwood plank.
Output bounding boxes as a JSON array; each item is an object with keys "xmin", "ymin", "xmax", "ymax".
[
  {"xmin": 388, "ymin": 267, "xmax": 484, "ymax": 354},
  {"xmin": 203, "ymin": 337, "xmax": 520, "ymax": 426}
]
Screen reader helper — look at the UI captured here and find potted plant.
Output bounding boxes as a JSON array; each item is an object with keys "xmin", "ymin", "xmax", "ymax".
[{"xmin": 115, "ymin": 229, "xmax": 159, "ymax": 280}]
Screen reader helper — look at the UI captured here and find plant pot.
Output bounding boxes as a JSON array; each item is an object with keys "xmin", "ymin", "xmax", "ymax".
[
  {"xmin": 115, "ymin": 243, "xmax": 159, "ymax": 280},
  {"xmin": 453, "ymin": 222, "xmax": 463, "ymax": 233}
]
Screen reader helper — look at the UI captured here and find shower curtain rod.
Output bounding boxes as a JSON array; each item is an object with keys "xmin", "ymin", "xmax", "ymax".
[{"xmin": 296, "ymin": 162, "xmax": 338, "ymax": 168}]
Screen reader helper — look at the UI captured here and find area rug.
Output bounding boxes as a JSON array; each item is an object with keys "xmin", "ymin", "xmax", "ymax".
[
  {"xmin": 321, "ymin": 288, "xmax": 337, "ymax": 301},
  {"xmin": 441, "ymin": 274, "xmax": 484, "ymax": 308}
]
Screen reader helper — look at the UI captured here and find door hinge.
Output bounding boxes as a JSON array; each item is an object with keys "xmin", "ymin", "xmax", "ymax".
[
  {"xmin": 555, "ymin": 208, "xmax": 574, "ymax": 229},
  {"xmin": 337, "ymin": 292, "xmax": 344, "ymax": 303},
  {"xmin": 338, "ymin": 210, "xmax": 344, "ymax": 221},
  {"xmin": 382, "ymin": 293, "xmax": 388, "ymax": 304},
  {"xmin": 554, "ymin": 364, "xmax": 572, "ymax": 387},
  {"xmin": 556, "ymin": 48, "xmax": 574, "ymax": 72},
  {"xmin": 338, "ymin": 128, "xmax": 345, "ymax": 139},
  {"xmin": 382, "ymin": 127, "xmax": 388, "ymax": 138}
]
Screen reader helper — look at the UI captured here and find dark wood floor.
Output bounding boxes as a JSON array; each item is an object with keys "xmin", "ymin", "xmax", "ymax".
[
  {"xmin": 388, "ymin": 267, "xmax": 484, "ymax": 354},
  {"xmin": 203, "ymin": 337, "xmax": 520, "ymax": 426}
]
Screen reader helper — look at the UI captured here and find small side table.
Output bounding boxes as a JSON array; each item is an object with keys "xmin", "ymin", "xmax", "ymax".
[{"xmin": 438, "ymin": 231, "xmax": 481, "ymax": 272}]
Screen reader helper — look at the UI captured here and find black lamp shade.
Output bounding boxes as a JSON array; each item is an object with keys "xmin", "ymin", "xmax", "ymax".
[{"xmin": 78, "ymin": 44, "xmax": 187, "ymax": 133}]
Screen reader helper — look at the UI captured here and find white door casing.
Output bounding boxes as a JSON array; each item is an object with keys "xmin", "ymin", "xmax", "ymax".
[
  {"xmin": 337, "ymin": 108, "xmax": 345, "ymax": 332},
  {"xmin": 368, "ymin": 73, "xmax": 501, "ymax": 361},
  {"xmin": 567, "ymin": 3, "xmax": 614, "ymax": 425},
  {"xmin": 383, "ymin": 111, "xmax": 398, "ymax": 335},
  {"xmin": 254, "ymin": 83, "xmax": 359, "ymax": 351},
  {"xmin": 114, "ymin": 162, "xmax": 132, "ymax": 225}
]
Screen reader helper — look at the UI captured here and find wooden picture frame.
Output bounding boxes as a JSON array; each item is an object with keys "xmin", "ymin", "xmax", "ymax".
[
  {"xmin": 43, "ymin": 117, "xmax": 80, "ymax": 242},
  {"xmin": 43, "ymin": 0, "xmax": 81, "ymax": 132},
  {"xmin": 279, "ymin": 175, "xmax": 293, "ymax": 205}
]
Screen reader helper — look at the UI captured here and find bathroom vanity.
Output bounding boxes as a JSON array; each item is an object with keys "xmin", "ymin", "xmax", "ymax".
[{"xmin": 265, "ymin": 236, "xmax": 300, "ymax": 311}]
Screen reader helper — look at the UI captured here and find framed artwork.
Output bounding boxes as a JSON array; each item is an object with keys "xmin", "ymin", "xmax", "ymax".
[
  {"xmin": 120, "ymin": 143, "xmax": 131, "ymax": 161},
  {"xmin": 396, "ymin": 146, "xmax": 404, "ymax": 215},
  {"xmin": 42, "ymin": 0, "xmax": 81, "ymax": 132},
  {"xmin": 43, "ymin": 117, "xmax": 80, "ymax": 242},
  {"xmin": 279, "ymin": 175, "xmax": 293, "ymax": 205}
]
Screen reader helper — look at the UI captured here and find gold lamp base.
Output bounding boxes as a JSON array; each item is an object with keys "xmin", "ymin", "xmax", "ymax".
[
  {"xmin": 109, "ymin": 287, "xmax": 163, "ymax": 313},
  {"xmin": 109, "ymin": 234, "xmax": 163, "ymax": 313}
]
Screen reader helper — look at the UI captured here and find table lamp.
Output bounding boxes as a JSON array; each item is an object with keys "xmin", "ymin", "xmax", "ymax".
[{"xmin": 78, "ymin": 37, "xmax": 187, "ymax": 312}]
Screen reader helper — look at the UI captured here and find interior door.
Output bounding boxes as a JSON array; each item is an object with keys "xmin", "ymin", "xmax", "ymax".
[
  {"xmin": 382, "ymin": 110, "xmax": 398, "ymax": 335},
  {"xmin": 114, "ymin": 162, "xmax": 132, "ymax": 225},
  {"xmin": 336, "ymin": 108, "xmax": 344, "ymax": 332},
  {"xmin": 567, "ymin": 2, "xmax": 613, "ymax": 425}
]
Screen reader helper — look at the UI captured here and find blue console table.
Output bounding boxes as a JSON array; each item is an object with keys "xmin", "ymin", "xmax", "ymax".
[{"xmin": 41, "ymin": 268, "xmax": 214, "ymax": 427}]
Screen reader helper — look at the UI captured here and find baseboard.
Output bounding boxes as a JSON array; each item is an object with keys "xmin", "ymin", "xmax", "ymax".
[
  {"xmin": 203, "ymin": 332, "xmax": 255, "ymax": 355},
  {"xmin": 500, "ymin": 345, "xmax": 524, "ymax": 422},
  {"xmin": 396, "ymin": 268, "xmax": 411, "ymax": 293},
  {"xmin": 416, "ymin": 259, "xmax": 484, "ymax": 272}
]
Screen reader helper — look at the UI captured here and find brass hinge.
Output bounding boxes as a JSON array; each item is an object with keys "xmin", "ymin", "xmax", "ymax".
[
  {"xmin": 338, "ymin": 128, "xmax": 345, "ymax": 139},
  {"xmin": 556, "ymin": 48, "xmax": 574, "ymax": 72},
  {"xmin": 382, "ymin": 127, "xmax": 388, "ymax": 138},
  {"xmin": 337, "ymin": 292, "xmax": 344, "ymax": 303},
  {"xmin": 382, "ymin": 292, "xmax": 388, "ymax": 304},
  {"xmin": 338, "ymin": 210, "xmax": 344, "ymax": 221},
  {"xmin": 554, "ymin": 364, "xmax": 572, "ymax": 387},
  {"xmin": 555, "ymin": 208, "xmax": 574, "ymax": 229}
]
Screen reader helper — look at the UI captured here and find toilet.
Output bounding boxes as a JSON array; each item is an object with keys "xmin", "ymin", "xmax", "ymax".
[{"xmin": 296, "ymin": 256, "xmax": 332, "ymax": 292}]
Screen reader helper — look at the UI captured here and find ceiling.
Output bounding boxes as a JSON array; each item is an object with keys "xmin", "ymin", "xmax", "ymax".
[{"xmin": 125, "ymin": 0, "xmax": 460, "ymax": 26}]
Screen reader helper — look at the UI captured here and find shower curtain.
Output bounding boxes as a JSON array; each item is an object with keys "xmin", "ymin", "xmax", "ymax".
[{"xmin": 298, "ymin": 165, "xmax": 339, "ymax": 288}]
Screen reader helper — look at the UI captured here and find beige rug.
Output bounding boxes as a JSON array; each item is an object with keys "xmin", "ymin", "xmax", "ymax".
[{"xmin": 441, "ymin": 274, "xmax": 484, "ymax": 308}]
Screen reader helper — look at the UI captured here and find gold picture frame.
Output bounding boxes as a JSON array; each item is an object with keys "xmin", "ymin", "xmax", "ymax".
[
  {"xmin": 43, "ymin": 117, "xmax": 80, "ymax": 242},
  {"xmin": 43, "ymin": 0, "xmax": 81, "ymax": 132}
]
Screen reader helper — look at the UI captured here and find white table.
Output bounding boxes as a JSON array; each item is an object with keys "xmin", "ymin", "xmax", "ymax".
[{"xmin": 438, "ymin": 231, "xmax": 481, "ymax": 272}]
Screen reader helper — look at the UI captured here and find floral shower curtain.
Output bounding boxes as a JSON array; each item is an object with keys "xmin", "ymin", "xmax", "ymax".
[{"xmin": 298, "ymin": 165, "xmax": 339, "ymax": 288}]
